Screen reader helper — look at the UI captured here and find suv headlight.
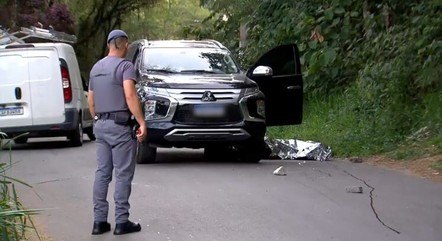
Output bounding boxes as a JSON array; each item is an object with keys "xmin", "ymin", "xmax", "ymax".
[
  {"xmin": 144, "ymin": 97, "xmax": 170, "ymax": 120},
  {"xmin": 256, "ymin": 99, "xmax": 265, "ymax": 117},
  {"xmin": 244, "ymin": 87, "xmax": 260, "ymax": 96},
  {"xmin": 246, "ymin": 98, "xmax": 265, "ymax": 119}
]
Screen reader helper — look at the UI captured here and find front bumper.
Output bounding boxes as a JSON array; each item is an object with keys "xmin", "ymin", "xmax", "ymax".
[
  {"xmin": 140, "ymin": 87, "xmax": 266, "ymax": 148},
  {"xmin": 146, "ymin": 121, "xmax": 266, "ymax": 148},
  {"xmin": 0, "ymin": 108, "xmax": 78, "ymax": 138}
]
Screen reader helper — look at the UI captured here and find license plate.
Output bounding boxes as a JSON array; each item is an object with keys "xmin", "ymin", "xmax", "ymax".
[
  {"xmin": 193, "ymin": 105, "xmax": 225, "ymax": 118},
  {"xmin": 0, "ymin": 107, "xmax": 24, "ymax": 116}
]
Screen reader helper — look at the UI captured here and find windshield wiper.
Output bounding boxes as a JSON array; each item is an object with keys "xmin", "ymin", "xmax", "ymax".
[
  {"xmin": 144, "ymin": 69, "xmax": 177, "ymax": 74},
  {"xmin": 180, "ymin": 70, "xmax": 219, "ymax": 74}
]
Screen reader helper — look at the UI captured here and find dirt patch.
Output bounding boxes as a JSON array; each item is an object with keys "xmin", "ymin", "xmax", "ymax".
[
  {"xmin": 23, "ymin": 215, "xmax": 52, "ymax": 241},
  {"xmin": 363, "ymin": 154, "xmax": 442, "ymax": 182}
]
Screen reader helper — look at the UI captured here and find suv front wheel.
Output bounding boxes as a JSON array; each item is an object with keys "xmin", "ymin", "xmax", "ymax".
[{"xmin": 237, "ymin": 140, "xmax": 270, "ymax": 163}]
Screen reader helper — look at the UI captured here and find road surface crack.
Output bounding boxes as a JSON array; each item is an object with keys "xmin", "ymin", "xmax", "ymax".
[
  {"xmin": 343, "ymin": 170, "xmax": 401, "ymax": 234},
  {"xmin": 314, "ymin": 168, "xmax": 332, "ymax": 177},
  {"xmin": 36, "ymin": 177, "xmax": 71, "ymax": 185}
]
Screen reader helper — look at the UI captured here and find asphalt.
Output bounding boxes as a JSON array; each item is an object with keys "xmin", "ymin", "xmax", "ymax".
[{"xmin": 3, "ymin": 138, "xmax": 442, "ymax": 241}]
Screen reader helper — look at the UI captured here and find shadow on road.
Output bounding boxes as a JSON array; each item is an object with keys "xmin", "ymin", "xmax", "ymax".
[
  {"xmin": 146, "ymin": 148, "xmax": 264, "ymax": 165},
  {"xmin": 1, "ymin": 138, "xmax": 94, "ymax": 150},
  {"xmin": 155, "ymin": 149, "xmax": 206, "ymax": 163}
]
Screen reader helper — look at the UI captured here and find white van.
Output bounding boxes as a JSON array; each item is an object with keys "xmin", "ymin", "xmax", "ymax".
[{"xmin": 0, "ymin": 42, "xmax": 94, "ymax": 146}]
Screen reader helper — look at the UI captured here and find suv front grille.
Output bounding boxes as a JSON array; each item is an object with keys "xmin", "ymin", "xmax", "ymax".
[
  {"xmin": 174, "ymin": 104, "xmax": 243, "ymax": 124},
  {"xmin": 167, "ymin": 89, "xmax": 241, "ymax": 104}
]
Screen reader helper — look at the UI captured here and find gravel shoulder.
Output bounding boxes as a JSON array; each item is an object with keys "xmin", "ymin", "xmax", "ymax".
[{"xmin": 363, "ymin": 154, "xmax": 442, "ymax": 182}]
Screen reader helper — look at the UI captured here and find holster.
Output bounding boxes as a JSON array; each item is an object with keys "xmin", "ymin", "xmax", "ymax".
[
  {"xmin": 130, "ymin": 117, "xmax": 140, "ymax": 139},
  {"xmin": 96, "ymin": 112, "xmax": 131, "ymax": 125}
]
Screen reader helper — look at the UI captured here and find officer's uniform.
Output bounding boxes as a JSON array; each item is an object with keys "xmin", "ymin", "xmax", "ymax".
[{"xmin": 89, "ymin": 55, "xmax": 137, "ymax": 224}]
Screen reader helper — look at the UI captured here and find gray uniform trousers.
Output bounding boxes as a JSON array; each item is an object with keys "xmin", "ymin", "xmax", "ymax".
[{"xmin": 93, "ymin": 119, "xmax": 136, "ymax": 224}]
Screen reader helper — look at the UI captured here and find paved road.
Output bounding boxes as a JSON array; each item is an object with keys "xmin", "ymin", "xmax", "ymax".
[{"xmin": 2, "ymin": 138, "xmax": 442, "ymax": 241}]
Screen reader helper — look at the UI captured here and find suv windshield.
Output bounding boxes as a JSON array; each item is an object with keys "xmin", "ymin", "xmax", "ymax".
[{"xmin": 142, "ymin": 48, "xmax": 240, "ymax": 74}]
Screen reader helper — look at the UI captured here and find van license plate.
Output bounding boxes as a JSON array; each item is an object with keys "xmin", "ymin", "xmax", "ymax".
[
  {"xmin": 193, "ymin": 105, "xmax": 225, "ymax": 118},
  {"xmin": 0, "ymin": 107, "xmax": 24, "ymax": 116}
]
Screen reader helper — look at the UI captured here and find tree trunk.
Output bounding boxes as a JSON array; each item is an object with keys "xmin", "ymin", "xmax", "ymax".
[{"xmin": 363, "ymin": 0, "xmax": 372, "ymax": 39}]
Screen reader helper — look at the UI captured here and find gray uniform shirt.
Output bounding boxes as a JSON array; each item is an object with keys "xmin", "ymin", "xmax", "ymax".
[{"xmin": 89, "ymin": 56, "xmax": 137, "ymax": 113}]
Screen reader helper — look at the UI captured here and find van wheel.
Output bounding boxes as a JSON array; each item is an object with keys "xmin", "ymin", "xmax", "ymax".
[
  {"xmin": 85, "ymin": 127, "xmax": 95, "ymax": 141},
  {"xmin": 136, "ymin": 140, "xmax": 157, "ymax": 164},
  {"xmin": 69, "ymin": 121, "xmax": 83, "ymax": 147},
  {"xmin": 14, "ymin": 137, "xmax": 28, "ymax": 144}
]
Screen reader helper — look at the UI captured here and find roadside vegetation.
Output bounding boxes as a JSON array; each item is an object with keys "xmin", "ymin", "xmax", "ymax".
[
  {"xmin": 0, "ymin": 1, "xmax": 440, "ymax": 164},
  {"xmin": 197, "ymin": 0, "xmax": 441, "ymax": 160},
  {"xmin": 0, "ymin": 134, "xmax": 40, "ymax": 240},
  {"xmin": 433, "ymin": 160, "xmax": 442, "ymax": 171},
  {"xmin": 0, "ymin": 0, "xmax": 439, "ymax": 238}
]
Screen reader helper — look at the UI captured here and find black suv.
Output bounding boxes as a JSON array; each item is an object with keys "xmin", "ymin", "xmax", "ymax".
[{"xmin": 126, "ymin": 40, "xmax": 303, "ymax": 163}]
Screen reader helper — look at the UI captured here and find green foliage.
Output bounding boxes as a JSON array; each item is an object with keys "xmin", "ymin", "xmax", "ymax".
[
  {"xmin": 351, "ymin": 2, "xmax": 442, "ymax": 153},
  {"xmin": 267, "ymin": 89, "xmax": 441, "ymax": 157},
  {"xmin": 122, "ymin": 0, "xmax": 211, "ymax": 40},
  {"xmin": 0, "ymin": 0, "xmax": 75, "ymax": 33},
  {"xmin": 3, "ymin": 0, "xmax": 438, "ymax": 158},
  {"xmin": 64, "ymin": 0, "xmax": 160, "ymax": 75},
  {"xmin": 267, "ymin": 93, "xmax": 392, "ymax": 157},
  {"xmin": 0, "ymin": 133, "xmax": 40, "ymax": 241},
  {"xmin": 433, "ymin": 160, "xmax": 442, "ymax": 171},
  {"xmin": 69, "ymin": 0, "xmax": 211, "ymax": 75},
  {"xmin": 199, "ymin": 0, "xmax": 256, "ymax": 49},
  {"xmin": 199, "ymin": 0, "xmax": 442, "ymax": 157}
]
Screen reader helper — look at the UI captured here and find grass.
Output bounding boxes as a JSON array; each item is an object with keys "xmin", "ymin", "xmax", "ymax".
[
  {"xmin": 267, "ymin": 93, "xmax": 388, "ymax": 157},
  {"xmin": 0, "ymin": 133, "xmax": 41, "ymax": 241},
  {"xmin": 433, "ymin": 160, "xmax": 442, "ymax": 171},
  {"xmin": 386, "ymin": 135, "xmax": 441, "ymax": 160},
  {"xmin": 267, "ymin": 90, "xmax": 442, "ymax": 159}
]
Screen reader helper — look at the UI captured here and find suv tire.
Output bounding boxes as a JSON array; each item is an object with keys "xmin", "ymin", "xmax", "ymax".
[
  {"xmin": 237, "ymin": 140, "xmax": 269, "ymax": 163},
  {"xmin": 136, "ymin": 140, "xmax": 157, "ymax": 164}
]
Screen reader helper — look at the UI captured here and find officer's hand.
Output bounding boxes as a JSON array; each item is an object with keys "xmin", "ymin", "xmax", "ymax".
[{"xmin": 136, "ymin": 124, "xmax": 147, "ymax": 142}]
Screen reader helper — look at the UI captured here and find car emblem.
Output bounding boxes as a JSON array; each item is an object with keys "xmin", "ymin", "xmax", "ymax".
[{"xmin": 201, "ymin": 91, "xmax": 216, "ymax": 102}]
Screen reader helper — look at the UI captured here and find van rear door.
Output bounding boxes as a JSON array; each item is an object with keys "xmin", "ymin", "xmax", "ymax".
[
  {"xmin": 27, "ymin": 47, "xmax": 65, "ymax": 125},
  {"xmin": 0, "ymin": 49, "xmax": 33, "ymax": 128},
  {"xmin": 0, "ymin": 46, "xmax": 65, "ymax": 129}
]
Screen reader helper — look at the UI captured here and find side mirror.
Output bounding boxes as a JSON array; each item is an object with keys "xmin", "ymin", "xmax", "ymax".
[{"xmin": 252, "ymin": 66, "xmax": 273, "ymax": 76}]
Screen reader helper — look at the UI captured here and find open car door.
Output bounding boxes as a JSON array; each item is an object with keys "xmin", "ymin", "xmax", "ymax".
[{"xmin": 246, "ymin": 44, "xmax": 303, "ymax": 126}]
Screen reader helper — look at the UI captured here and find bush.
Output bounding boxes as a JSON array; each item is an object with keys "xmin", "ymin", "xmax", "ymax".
[
  {"xmin": 0, "ymin": 133, "xmax": 40, "ymax": 241},
  {"xmin": 202, "ymin": 0, "xmax": 441, "ymax": 157}
]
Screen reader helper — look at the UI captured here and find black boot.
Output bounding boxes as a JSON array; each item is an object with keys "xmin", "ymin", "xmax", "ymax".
[
  {"xmin": 113, "ymin": 220, "xmax": 141, "ymax": 235},
  {"xmin": 91, "ymin": 222, "xmax": 111, "ymax": 235}
]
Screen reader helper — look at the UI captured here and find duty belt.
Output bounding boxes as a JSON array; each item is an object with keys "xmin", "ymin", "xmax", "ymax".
[
  {"xmin": 94, "ymin": 112, "xmax": 131, "ymax": 125},
  {"xmin": 95, "ymin": 112, "xmax": 116, "ymax": 120}
]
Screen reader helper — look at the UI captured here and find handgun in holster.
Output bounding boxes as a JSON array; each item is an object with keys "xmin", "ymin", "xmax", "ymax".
[{"xmin": 129, "ymin": 116, "xmax": 139, "ymax": 139}]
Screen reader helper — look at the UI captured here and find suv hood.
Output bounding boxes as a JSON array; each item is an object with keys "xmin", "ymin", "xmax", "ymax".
[{"xmin": 139, "ymin": 73, "xmax": 257, "ymax": 89}]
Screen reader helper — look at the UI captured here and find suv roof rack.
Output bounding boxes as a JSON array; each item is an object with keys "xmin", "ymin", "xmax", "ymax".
[
  {"xmin": 201, "ymin": 39, "xmax": 228, "ymax": 50},
  {"xmin": 144, "ymin": 39, "xmax": 229, "ymax": 51},
  {"xmin": 0, "ymin": 25, "xmax": 77, "ymax": 46}
]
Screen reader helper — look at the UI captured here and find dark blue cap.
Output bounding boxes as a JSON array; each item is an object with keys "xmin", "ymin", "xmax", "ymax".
[{"xmin": 107, "ymin": 29, "xmax": 128, "ymax": 43}]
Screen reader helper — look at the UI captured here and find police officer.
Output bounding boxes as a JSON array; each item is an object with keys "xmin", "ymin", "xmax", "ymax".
[{"xmin": 88, "ymin": 29, "xmax": 146, "ymax": 235}]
